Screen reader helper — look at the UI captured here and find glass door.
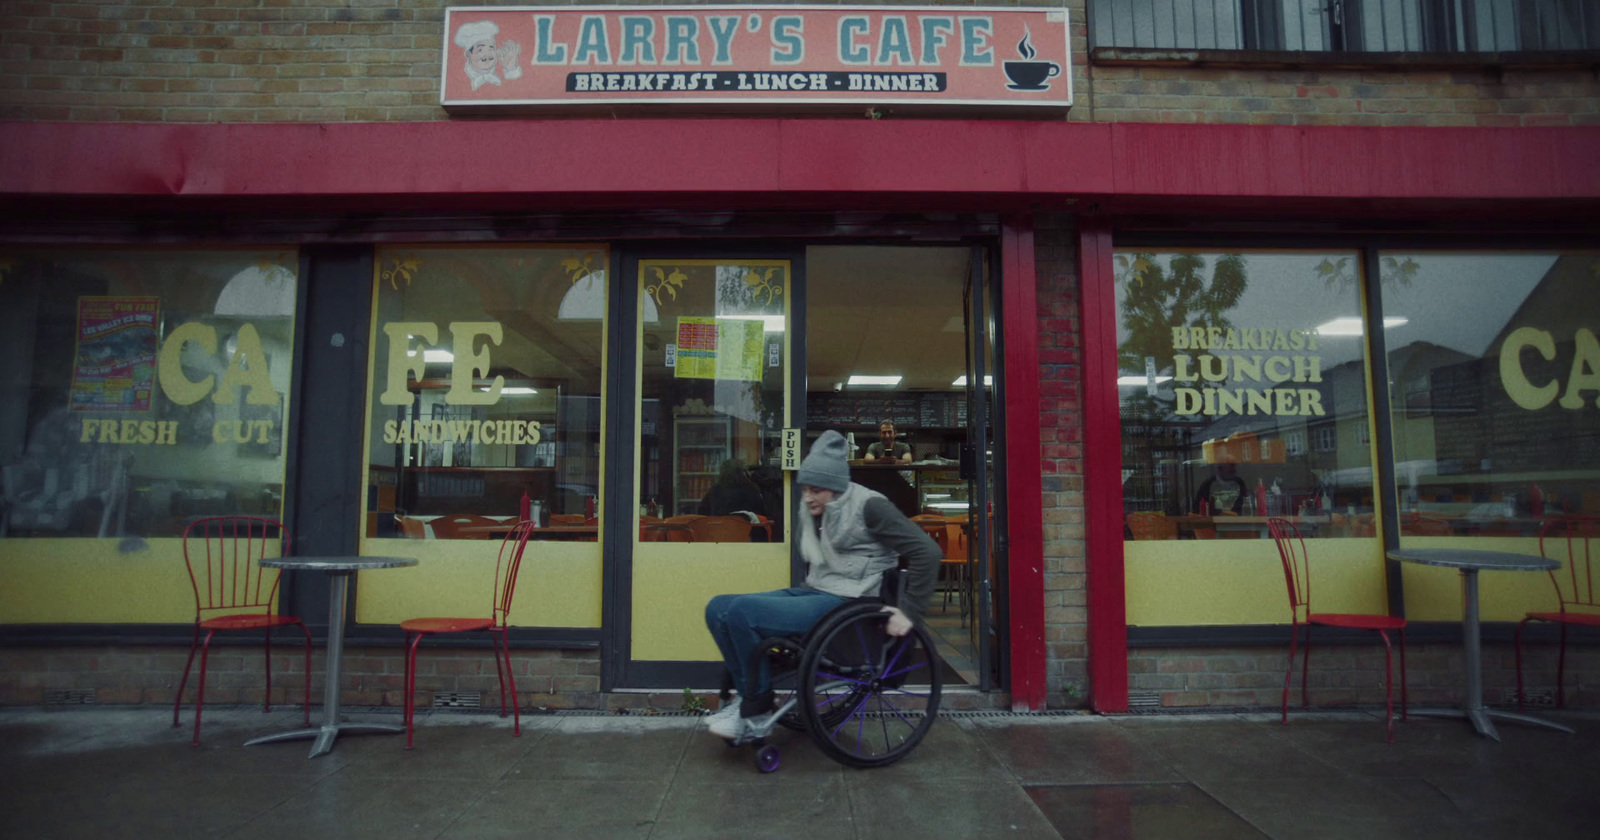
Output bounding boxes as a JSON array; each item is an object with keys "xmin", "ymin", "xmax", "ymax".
[
  {"xmin": 962, "ymin": 246, "xmax": 1000, "ymax": 691},
  {"xmin": 619, "ymin": 254, "xmax": 792, "ymax": 685}
]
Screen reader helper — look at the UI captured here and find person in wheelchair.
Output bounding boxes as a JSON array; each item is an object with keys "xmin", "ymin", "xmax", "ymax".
[{"xmin": 703, "ymin": 429, "xmax": 941, "ymax": 741}]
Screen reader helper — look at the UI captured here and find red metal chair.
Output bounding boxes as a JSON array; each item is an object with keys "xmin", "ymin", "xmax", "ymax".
[
  {"xmin": 174, "ymin": 515, "xmax": 311, "ymax": 746},
  {"xmin": 1269, "ymin": 517, "xmax": 1408, "ymax": 742},
  {"xmin": 401, "ymin": 519, "xmax": 535, "ymax": 748},
  {"xmin": 1516, "ymin": 516, "xmax": 1599, "ymax": 710}
]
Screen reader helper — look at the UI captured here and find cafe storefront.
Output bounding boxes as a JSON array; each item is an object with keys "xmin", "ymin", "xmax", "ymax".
[{"xmin": 2, "ymin": 3, "xmax": 1599, "ymax": 715}]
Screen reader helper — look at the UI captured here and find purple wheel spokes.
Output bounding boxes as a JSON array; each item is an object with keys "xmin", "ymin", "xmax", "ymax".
[
  {"xmin": 878, "ymin": 637, "xmax": 910, "ymax": 681},
  {"xmin": 816, "ymin": 670, "xmax": 871, "ymax": 688},
  {"xmin": 830, "ymin": 687, "xmax": 876, "ymax": 739},
  {"xmin": 876, "ymin": 693, "xmax": 921, "ymax": 730}
]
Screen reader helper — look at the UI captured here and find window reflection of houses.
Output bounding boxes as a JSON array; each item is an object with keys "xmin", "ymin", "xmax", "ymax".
[{"xmin": 1388, "ymin": 254, "xmax": 1600, "ymax": 523}]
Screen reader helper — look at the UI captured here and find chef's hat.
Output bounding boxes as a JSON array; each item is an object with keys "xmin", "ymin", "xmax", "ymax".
[{"xmin": 454, "ymin": 20, "xmax": 499, "ymax": 51}]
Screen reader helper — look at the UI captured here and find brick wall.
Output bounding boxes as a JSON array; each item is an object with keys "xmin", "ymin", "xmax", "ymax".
[
  {"xmin": 1130, "ymin": 642, "xmax": 1600, "ymax": 710},
  {"xmin": 0, "ymin": 643, "xmax": 603, "ymax": 710},
  {"xmin": 1033, "ymin": 212, "xmax": 1090, "ymax": 707},
  {"xmin": 5, "ymin": 1, "xmax": 1597, "ymax": 125},
  {"xmin": 0, "ymin": 642, "xmax": 1013, "ymax": 712},
  {"xmin": 1083, "ymin": 65, "xmax": 1600, "ymax": 126}
]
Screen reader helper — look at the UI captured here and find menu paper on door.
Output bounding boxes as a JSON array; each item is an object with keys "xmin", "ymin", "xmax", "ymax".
[{"xmin": 675, "ymin": 317, "xmax": 764, "ymax": 382}]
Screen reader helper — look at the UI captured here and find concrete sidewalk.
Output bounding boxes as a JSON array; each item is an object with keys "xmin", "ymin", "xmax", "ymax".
[{"xmin": 1, "ymin": 705, "xmax": 1594, "ymax": 840}]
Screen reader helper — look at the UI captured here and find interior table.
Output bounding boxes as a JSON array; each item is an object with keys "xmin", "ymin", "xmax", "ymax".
[
  {"xmin": 1388, "ymin": 548, "xmax": 1575, "ymax": 740},
  {"xmin": 245, "ymin": 555, "xmax": 419, "ymax": 757}
]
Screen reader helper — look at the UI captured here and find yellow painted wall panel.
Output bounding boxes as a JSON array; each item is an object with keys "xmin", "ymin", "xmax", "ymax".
[
  {"xmin": 355, "ymin": 537, "xmax": 601, "ymax": 628},
  {"xmin": 1125, "ymin": 539, "xmax": 1388, "ymax": 626},
  {"xmin": 631, "ymin": 543, "xmax": 790, "ymax": 661},
  {"xmin": 0, "ymin": 538, "xmax": 227, "ymax": 624}
]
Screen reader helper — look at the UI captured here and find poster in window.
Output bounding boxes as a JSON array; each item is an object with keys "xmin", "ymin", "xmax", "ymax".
[
  {"xmin": 70, "ymin": 296, "xmax": 160, "ymax": 412},
  {"xmin": 674, "ymin": 316, "xmax": 763, "ymax": 382}
]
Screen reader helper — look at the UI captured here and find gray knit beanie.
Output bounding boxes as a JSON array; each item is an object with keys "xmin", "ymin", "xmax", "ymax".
[{"xmin": 796, "ymin": 430, "xmax": 851, "ymax": 493}]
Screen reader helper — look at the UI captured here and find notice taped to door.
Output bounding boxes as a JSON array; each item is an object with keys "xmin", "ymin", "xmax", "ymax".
[{"xmin": 674, "ymin": 316, "xmax": 764, "ymax": 381}]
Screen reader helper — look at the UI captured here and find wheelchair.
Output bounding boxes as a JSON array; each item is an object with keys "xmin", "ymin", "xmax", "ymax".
[{"xmin": 717, "ymin": 567, "xmax": 944, "ymax": 773}]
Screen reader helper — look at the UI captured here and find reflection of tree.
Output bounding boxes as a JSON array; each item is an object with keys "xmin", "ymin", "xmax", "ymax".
[{"xmin": 1115, "ymin": 253, "xmax": 1247, "ymax": 380}]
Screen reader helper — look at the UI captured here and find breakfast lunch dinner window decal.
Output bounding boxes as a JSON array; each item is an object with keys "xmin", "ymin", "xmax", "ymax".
[{"xmin": 440, "ymin": 5, "xmax": 1072, "ymax": 112}]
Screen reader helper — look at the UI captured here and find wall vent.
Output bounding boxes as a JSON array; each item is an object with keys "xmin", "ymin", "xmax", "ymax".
[
  {"xmin": 45, "ymin": 689, "xmax": 97, "ymax": 705},
  {"xmin": 432, "ymin": 692, "xmax": 481, "ymax": 708},
  {"xmin": 1514, "ymin": 689, "xmax": 1555, "ymax": 707},
  {"xmin": 1128, "ymin": 691, "xmax": 1162, "ymax": 708}
]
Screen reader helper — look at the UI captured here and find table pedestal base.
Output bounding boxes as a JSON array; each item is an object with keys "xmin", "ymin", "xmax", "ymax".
[
  {"xmin": 244, "ymin": 721, "xmax": 406, "ymax": 757},
  {"xmin": 1406, "ymin": 705, "xmax": 1575, "ymax": 741}
]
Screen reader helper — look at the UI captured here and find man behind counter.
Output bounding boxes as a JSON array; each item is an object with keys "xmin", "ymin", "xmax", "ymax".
[{"xmin": 865, "ymin": 420, "xmax": 913, "ymax": 464}]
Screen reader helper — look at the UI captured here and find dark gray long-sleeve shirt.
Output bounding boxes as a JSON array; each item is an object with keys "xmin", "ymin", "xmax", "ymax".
[{"xmin": 860, "ymin": 497, "xmax": 943, "ymax": 627}]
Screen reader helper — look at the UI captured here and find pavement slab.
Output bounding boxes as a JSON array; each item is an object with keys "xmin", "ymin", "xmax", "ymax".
[{"xmin": 0, "ymin": 706, "xmax": 1594, "ymax": 840}]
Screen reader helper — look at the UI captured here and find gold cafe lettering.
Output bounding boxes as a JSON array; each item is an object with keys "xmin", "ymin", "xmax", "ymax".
[
  {"xmin": 1500, "ymin": 326, "xmax": 1600, "ymax": 410},
  {"xmin": 376, "ymin": 321, "xmax": 543, "ymax": 447},
  {"xmin": 1170, "ymin": 326, "xmax": 1325, "ymax": 417}
]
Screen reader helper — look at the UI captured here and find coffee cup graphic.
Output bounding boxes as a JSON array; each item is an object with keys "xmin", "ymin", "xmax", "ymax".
[{"xmin": 1004, "ymin": 60, "xmax": 1060, "ymax": 91}]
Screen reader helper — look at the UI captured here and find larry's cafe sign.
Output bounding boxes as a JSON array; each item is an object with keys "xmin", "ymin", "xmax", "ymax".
[{"xmin": 440, "ymin": 5, "xmax": 1072, "ymax": 112}]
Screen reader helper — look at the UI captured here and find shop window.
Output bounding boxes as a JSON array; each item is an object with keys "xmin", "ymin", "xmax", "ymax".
[
  {"xmin": 1116, "ymin": 249, "xmax": 1381, "ymax": 626},
  {"xmin": 362, "ymin": 246, "xmax": 607, "ymax": 540},
  {"xmin": 358, "ymin": 245, "xmax": 608, "ymax": 629},
  {"xmin": 0, "ymin": 249, "xmax": 297, "ymax": 624},
  {"xmin": 1381, "ymin": 251, "xmax": 1600, "ymax": 539},
  {"xmin": 0, "ymin": 249, "xmax": 297, "ymax": 540},
  {"xmin": 1090, "ymin": 0, "xmax": 1598, "ymax": 53}
]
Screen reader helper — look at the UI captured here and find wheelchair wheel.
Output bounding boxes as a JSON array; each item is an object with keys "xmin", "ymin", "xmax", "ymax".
[{"xmin": 798, "ymin": 602, "xmax": 942, "ymax": 768}]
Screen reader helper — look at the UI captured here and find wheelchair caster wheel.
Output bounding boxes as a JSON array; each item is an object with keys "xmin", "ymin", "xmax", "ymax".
[{"xmin": 756, "ymin": 744, "xmax": 781, "ymax": 773}]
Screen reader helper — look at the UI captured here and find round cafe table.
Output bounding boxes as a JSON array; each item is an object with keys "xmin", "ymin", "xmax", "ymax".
[
  {"xmin": 245, "ymin": 555, "xmax": 418, "ymax": 758},
  {"xmin": 1387, "ymin": 548, "xmax": 1574, "ymax": 740}
]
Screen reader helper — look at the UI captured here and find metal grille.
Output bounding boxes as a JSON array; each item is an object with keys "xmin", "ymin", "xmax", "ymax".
[
  {"xmin": 1514, "ymin": 688, "xmax": 1555, "ymax": 707},
  {"xmin": 1129, "ymin": 691, "xmax": 1164, "ymax": 708},
  {"xmin": 1090, "ymin": 0, "xmax": 1600, "ymax": 52},
  {"xmin": 44, "ymin": 689, "xmax": 97, "ymax": 705},
  {"xmin": 431, "ymin": 692, "xmax": 482, "ymax": 708}
]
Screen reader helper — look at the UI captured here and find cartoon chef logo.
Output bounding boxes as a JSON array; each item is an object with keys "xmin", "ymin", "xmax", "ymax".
[
  {"xmin": 454, "ymin": 20, "xmax": 522, "ymax": 91},
  {"xmin": 1001, "ymin": 26, "xmax": 1061, "ymax": 92}
]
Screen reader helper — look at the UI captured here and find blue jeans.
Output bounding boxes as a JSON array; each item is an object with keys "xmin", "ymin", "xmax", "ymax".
[{"xmin": 705, "ymin": 587, "xmax": 846, "ymax": 708}]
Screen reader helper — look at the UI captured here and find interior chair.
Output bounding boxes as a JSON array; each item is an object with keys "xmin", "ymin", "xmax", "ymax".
[
  {"xmin": 1516, "ymin": 516, "xmax": 1599, "ymax": 710},
  {"xmin": 688, "ymin": 514, "xmax": 752, "ymax": 542},
  {"xmin": 401, "ymin": 520, "xmax": 536, "ymax": 749},
  {"xmin": 662, "ymin": 514, "xmax": 702, "ymax": 542},
  {"xmin": 395, "ymin": 515, "xmax": 427, "ymax": 539},
  {"xmin": 1269, "ymin": 517, "xmax": 1408, "ymax": 742},
  {"xmin": 1125, "ymin": 511, "xmax": 1178, "ymax": 540},
  {"xmin": 910, "ymin": 514, "xmax": 957, "ymax": 610},
  {"xmin": 943, "ymin": 514, "xmax": 972, "ymax": 623},
  {"xmin": 639, "ymin": 514, "xmax": 665, "ymax": 542},
  {"xmin": 175, "ymin": 515, "xmax": 312, "ymax": 747},
  {"xmin": 1404, "ymin": 512, "xmax": 1454, "ymax": 537},
  {"xmin": 428, "ymin": 513, "xmax": 501, "ymax": 540}
]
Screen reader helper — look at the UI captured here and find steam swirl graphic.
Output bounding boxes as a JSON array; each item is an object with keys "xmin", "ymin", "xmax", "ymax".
[{"xmin": 1017, "ymin": 25, "xmax": 1036, "ymax": 59}]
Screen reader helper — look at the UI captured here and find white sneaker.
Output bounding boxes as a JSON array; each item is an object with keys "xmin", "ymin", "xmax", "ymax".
[
  {"xmin": 708, "ymin": 710, "xmax": 754, "ymax": 740},
  {"xmin": 703, "ymin": 699, "xmax": 740, "ymax": 730}
]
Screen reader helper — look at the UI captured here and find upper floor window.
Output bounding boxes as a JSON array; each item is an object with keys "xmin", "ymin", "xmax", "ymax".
[{"xmin": 1090, "ymin": 0, "xmax": 1599, "ymax": 53}]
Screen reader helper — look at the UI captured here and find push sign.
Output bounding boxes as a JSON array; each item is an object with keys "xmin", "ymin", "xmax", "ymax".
[{"xmin": 781, "ymin": 428, "xmax": 802, "ymax": 470}]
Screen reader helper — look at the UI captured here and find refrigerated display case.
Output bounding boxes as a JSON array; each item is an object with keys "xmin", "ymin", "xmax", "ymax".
[{"xmin": 673, "ymin": 414, "xmax": 733, "ymax": 516}]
